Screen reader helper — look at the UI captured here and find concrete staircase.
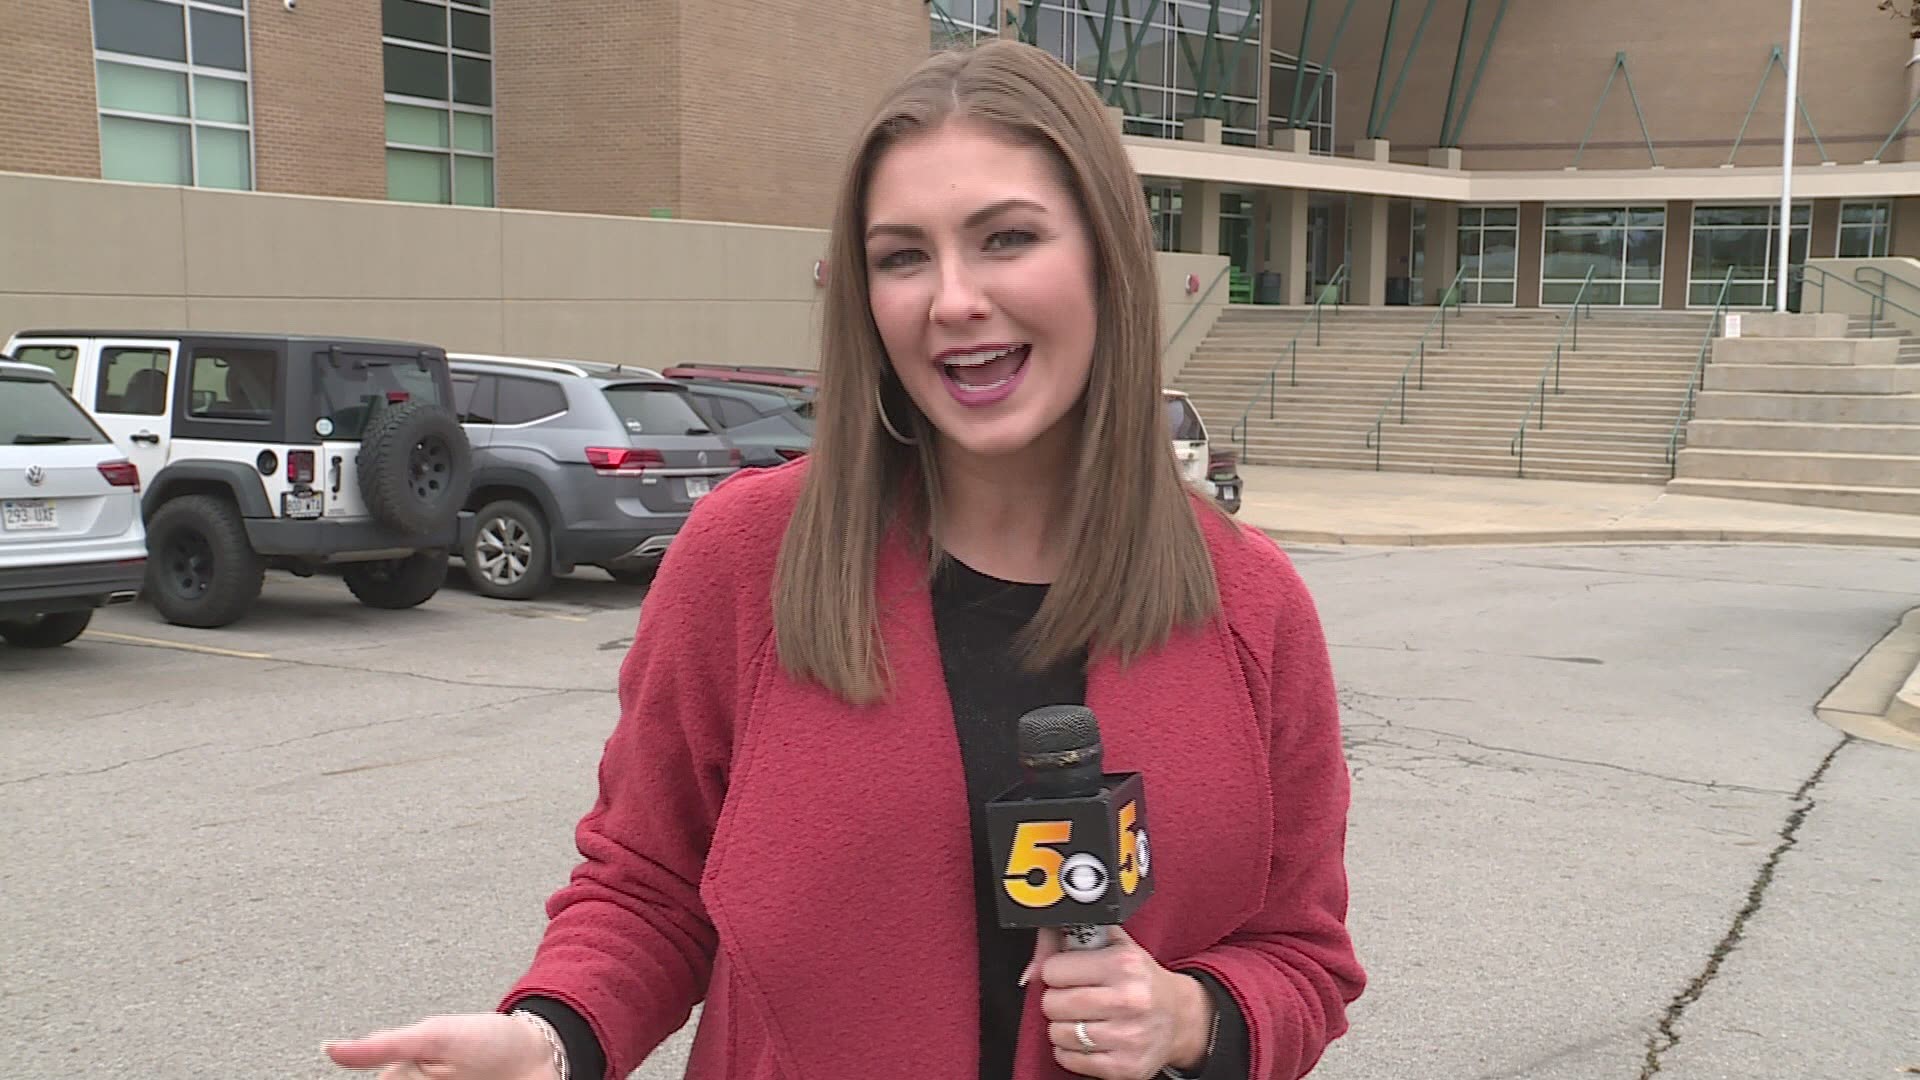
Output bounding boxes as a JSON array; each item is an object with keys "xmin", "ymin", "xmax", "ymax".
[
  {"xmin": 1175, "ymin": 305, "xmax": 1712, "ymax": 483},
  {"xmin": 1846, "ymin": 314, "xmax": 1920, "ymax": 363},
  {"xmin": 1670, "ymin": 314, "xmax": 1920, "ymax": 514}
]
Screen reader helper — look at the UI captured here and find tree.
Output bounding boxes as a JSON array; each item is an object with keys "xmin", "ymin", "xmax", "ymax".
[{"xmin": 1879, "ymin": 0, "xmax": 1920, "ymax": 38}]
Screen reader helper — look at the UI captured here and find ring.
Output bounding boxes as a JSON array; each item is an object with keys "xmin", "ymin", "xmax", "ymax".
[{"xmin": 1074, "ymin": 1020, "xmax": 1098, "ymax": 1052}]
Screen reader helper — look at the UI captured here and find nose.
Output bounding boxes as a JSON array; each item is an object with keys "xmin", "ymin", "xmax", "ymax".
[{"xmin": 929, "ymin": 255, "xmax": 990, "ymax": 325}]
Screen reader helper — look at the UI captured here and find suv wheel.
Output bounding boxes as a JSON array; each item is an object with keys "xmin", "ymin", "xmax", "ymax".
[
  {"xmin": 145, "ymin": 495, "xmax": 266, "ymax": 629},
  {"xmin": 463, "ymin": 499, "xmax": 554, "ymax": 600},
  {"xmin": 342, "ymin": 549, "xmax": 449, "ymax": 610},
  {"xmin": 0, "ymin": 610, "xmax": 93, "ymax": 648},
  {"xmin": 358, "ymin": 402, "xmax": 473, "ymax": 535}
]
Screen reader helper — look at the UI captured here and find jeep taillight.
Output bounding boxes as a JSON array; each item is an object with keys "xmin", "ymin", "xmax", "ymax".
[
  {"xmin": 98, "ymin": 460, "xmax": 139, "ymax": 489},
  {"xmin": 287, "ymin": 450, "xmax": 316, "ymax": 484},
  {"xmin": 586, "ymin": 447, "xmax": 666, "ymax": 475}
]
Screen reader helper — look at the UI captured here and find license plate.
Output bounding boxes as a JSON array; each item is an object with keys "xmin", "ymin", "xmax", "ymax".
[
  {"xmin": 686, "ymin": 477, "xmax": 712, "ymax": 499},
  {"xmin": 1, "ymin": 499, "xmax": 56, "ymax": 531},
  {"xmin": 282, "ymin": 492, "xmax": 323, "ymax": 519},
  {"xmin": 1216, "ymin": 485, "xmax": 1238, "ymax": 501}
]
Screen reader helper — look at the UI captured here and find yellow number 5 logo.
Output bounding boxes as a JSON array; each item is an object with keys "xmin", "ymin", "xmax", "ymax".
[
  {"xmin": 1002, "ymin": 820, "xmax": 1071, "ymax": 908},
  {"xmin": 1117, "ymin": 800, "xmax": 1141, "ymax": 896}
]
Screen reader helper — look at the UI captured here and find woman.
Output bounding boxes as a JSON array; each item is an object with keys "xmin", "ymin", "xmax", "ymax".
[{"xmin": 326, "ymin": 39, "xmax": 1364, "ymax": 1080}]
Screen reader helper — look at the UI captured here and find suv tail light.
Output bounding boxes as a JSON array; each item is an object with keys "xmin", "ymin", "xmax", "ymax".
[
  {"xmin": 287, "ymin": 450, "xmax": 316, "ymax": 485},
  {"xmin": 728, "ymin": 447, "xmax": 743, "ymax": 468},
  {"xmin": 1206, "ymin": 449, "xmax": 1237, "ymax": 480},
  {"xmin": 587, "ymin": 447, "xmax": 666, "ymax": 475},
  {"xmin": 98, "ymin": 460, "xmax": 140, "ymax": 489},
  {"xmin": 386, "ymin": 390, "xmax": 411, "ymax": 404}
]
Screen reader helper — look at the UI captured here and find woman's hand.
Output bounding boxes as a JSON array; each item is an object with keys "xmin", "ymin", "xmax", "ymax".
[
  {"xmin": 1024, "ymin": 926, "xmax": 1216, "ymax": 1080},
  {"xmin": 323, "ymin": 1012, "xmax": 559, "ymax": 1080}
]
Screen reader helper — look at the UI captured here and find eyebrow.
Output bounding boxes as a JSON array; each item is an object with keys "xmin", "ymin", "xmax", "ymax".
[{"xmin": 865, "ymin": 198, "xmax": 1049, "ymax": 242}]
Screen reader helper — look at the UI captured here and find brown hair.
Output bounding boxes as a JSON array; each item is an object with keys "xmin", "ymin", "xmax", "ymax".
[{"xmin": 773, "ymin": 40, "xmax": 1221, "ymax": 705}]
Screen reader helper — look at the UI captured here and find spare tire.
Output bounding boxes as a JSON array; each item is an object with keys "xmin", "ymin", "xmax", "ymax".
[{"xmin": 357, "ymin": 401, "xmax": 472, "ymax": 535}]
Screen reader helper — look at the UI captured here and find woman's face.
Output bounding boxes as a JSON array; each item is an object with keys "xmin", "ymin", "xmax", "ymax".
[{"xmin": 862, "ymin": 120, "xmax": 1098, "ymax": 463}]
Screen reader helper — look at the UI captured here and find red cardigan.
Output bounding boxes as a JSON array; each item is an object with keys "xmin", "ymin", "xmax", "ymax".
[{"xmin": 501, "ymin": 460, "xmax": 1365, "ymax": 1079}]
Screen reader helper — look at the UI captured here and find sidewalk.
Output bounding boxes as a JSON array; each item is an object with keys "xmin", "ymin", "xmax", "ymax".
[{"xmin": 1235, "ymin": 464, "xmax": 1920, "ymax": 548}]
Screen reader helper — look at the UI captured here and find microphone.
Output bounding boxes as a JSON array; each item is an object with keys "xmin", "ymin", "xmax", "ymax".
[{"xmin": 985, "ymin": 704, "xmax": 1155, "ymax": 950}]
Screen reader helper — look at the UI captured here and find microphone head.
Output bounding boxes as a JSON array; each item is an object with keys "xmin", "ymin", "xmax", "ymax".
[{"xmin": 1017, "ymin": 704, "xmax": 1102, "ymax": 773}]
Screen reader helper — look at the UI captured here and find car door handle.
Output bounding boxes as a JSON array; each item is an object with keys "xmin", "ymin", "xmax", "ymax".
[{"xmin": 130, "ymin": 432, "xmax": 160, "ymax": 445}]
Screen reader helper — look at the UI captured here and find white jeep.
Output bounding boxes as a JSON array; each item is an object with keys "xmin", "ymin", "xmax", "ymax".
[{"xmin": 2, "ymin": 330, "xmax": 473, "ymax": 629}]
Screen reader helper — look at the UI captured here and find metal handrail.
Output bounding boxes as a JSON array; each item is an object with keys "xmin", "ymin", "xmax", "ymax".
[
  {"xmin": 1362, "ymin": 265, "xmax": 1469, "ymax": 470},
  {"xmin": 1662, "ymin": 266, "xmax": 1735, "ymax": 477},
  {"xmin": 1166, "ymin": 262, "xmax": 1234, "ymax": 358},
  {"xmin": 1507, "ymin": 265, "xmax": 1595, "ymax": 478},
  {"xmin": 1229, "ymin": 263, "xmax": 1350, "ymax": 458},
  {"xmin": 1853, "ymin": 264, "xmax": 1920, "ymax": 317},
  {"xmin": 1797, "ymin": 263, "xmax": 1920, "ymax": 337}
]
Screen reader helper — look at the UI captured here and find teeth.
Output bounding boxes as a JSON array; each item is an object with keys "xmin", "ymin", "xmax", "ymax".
[{"xmin": 943, "ymin": 344, "xmax": 1023, "ymax": 368}]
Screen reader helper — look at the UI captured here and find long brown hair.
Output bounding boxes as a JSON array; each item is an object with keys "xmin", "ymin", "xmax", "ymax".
[{"xmin": 773, "ymin": 40, "xmax": 1221, "ymax": 705}]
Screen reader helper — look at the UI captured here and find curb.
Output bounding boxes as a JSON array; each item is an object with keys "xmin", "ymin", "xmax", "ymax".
[
  {"xmin": 1816, "ymin": 607, "xmax": 1920, "ymax": 752},
  {"xmin": 1259, "ymin": 526, "xmax": 1920, "ymax": 550}
]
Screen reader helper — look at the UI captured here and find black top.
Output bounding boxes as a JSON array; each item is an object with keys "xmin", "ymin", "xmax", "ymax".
[{"xmin": 516, "ymin": 557, "xmax": 1249, "ymax": 1080}]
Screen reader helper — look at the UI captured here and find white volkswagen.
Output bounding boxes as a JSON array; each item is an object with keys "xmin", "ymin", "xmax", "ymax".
[{"xmin": 0, "ymin": 358, "xmax": 147, "ymax": 648}]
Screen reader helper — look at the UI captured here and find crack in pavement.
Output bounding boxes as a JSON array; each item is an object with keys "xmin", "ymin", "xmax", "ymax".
[
  {"xmin": 0, "ymin": 741, "xmax": 223, "ymax": 787},
  {"xmin": 247, "ymin": 687, "xmax": 579, "ymax": 753},
  {"xmin": 1480, "ymin": 556, "xmax": 1920, "ymax": 598},
  {"xmin": 1636, "ymin": 734, "xmax": 1851, "ymax": 1079},
  {"xmin": 89, "ymin": 635, "xmax": 613, "ymax": 694},
  {"xmin": 1342, "ymin": 721, "xmax": 1797, "ymax": 798}
]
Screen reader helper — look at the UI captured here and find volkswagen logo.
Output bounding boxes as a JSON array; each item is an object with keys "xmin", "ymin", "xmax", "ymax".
[
  {"xmin": 698, "ymin": 451, "xmax": 709, "ymax": 466},
  {"xmin": 25, "ymin": 465, "xmax": 45, "ymax": 487}
]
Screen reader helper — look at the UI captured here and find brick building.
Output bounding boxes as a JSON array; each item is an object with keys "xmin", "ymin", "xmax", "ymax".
[{"xmin": 4, "ymin": 0, "xmax": 1920, "ymax": 311}]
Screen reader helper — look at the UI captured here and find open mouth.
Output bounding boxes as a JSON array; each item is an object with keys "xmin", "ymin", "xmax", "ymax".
[{"xmin": 938, "ymin": 343, "xmax": 1031, "ymax": 406}]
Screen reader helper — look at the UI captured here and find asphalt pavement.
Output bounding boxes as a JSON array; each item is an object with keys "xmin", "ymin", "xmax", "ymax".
[{"xmin": 1, "ymin": 543, "xmax": 1915, "ymax": 1080}]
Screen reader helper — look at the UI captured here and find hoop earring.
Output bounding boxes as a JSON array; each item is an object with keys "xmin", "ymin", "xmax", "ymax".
[{"xmin": 876, "ymin": 381, "xmax": 919, "ymax": 445}]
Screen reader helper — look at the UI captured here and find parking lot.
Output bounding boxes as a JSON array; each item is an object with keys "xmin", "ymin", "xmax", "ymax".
[{"xmin": 3, "ymin": 542, "xmax": 1917, "ymax": 1079}]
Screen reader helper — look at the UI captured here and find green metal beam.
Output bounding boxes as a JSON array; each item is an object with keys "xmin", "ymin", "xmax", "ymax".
[
  {"xmin": 1108, "ymin": 0, "xmax": 1161, "ymax": 116},
  {"xmin": 1572, "ymin": 52, "xmax": 1657, "ymax": 168},
  {"xmin": 1299, "ymin": 0, "xmax": 1359, "ymax": 125},
  {"xmin": 1367, "ymin": 0, "xmax": 1403, "ymax": 141},
  {"xmin": 1725, "ymin": 47, "xmax": 1783, "ymax": 166},
  {"xmin": 1288, "ymin": 0, "xmax": 1319, "ymax": 130},
  {"xmin": 1441, "ymin": 0, "xmax": 1510, "ymax": 146},
  {"xmin": 1078, "ymin": 2, "xmax": 1122, "ymax": 95},
  {"xmin": 1438, "ymin": 0, "xmax": 1480, "ymax": 152},
  {"xmin": 1873, "ymin": 92, "xmax": 1920, "ymax": 162},
  {"xmin": 1195, "ymin": 1, "xmax": 1223, "ymax": 119},
  {"xmin": 1373, "ymin": 0, "xmax": 1439, "ymax": 139},
  {"xmin": 1200, "ymin": 0, "xmax": 1265, "ymax": 121}
]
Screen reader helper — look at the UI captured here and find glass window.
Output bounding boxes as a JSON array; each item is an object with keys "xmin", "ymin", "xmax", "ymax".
[
  {"xmin": 8, "ymin": 346, "xmax": 82, "ymax": 390},
  {"xmin": 188, "ymin": 7, "xmax": 246, "ymax": 71},
  {"xmin": 96, "ymin": 347, "xmax": 171, "ymax": 415},
  {"xmin": 313, "ymin": 354, "xmax": 445, "ymax": 436},
  {"xmin": 0, "ymin": 377, "xmax": 110, "ymax": 446},
  {"xmin": 101, "ymin": 116, "xmax": 192, "ymax": 185},
  {"xmin": 456, "ymin": 374, "xmax": 498, "ymax": 423},
  {"xmin": 384, "ymin": 0, "xmax": 493, "ymax": 206},
  {"xmin": 1838, "ymin": 200, "xmax": 1892, "ymax": 258},
  {"xmin": 1165, "ymin": 397, "xmax": 1206, "ymax": 442},
  {"xmin": 1688, "ymin": 203, "xmax": 1810, "ymax": 307},
  {"xmin": 1454, "ymin": 204, "xmax": 1519, "ymax": 305},
  {"xmin": 1542, "ymin": 204, "xmax": 1666, "ymax": 307},
  {"xmin": 93, "ymin": 0, "xmax": 253, "ymax": 191},
  {"xmin": 601, "ymin": 385, "xmax": 710, "ymax": 435},
  {"xmin": 189, "ymin": 348, "xmax": 278, "ymax": 421},
  {"xmin": 93, "ymin": 0, "xmax": 187, "ymax": 62},
  {"xmin": 493, "ymin": 377, "xmax": 567, "ymax": 425},
  {"xmin": 387, "ymin": 149, "xmax": 451, "ymax": 203}
]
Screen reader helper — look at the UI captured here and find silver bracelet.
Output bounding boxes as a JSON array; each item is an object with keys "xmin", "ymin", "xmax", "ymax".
[{"xmin": 512, "ymin": 1009, "xmax": 571, "ymax": 1080}]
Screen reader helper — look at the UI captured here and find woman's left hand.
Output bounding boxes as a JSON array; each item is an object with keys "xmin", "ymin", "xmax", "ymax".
[{"xmin": 1022, "ymin": 926, "xmax": 1214, "ymax": 1079}]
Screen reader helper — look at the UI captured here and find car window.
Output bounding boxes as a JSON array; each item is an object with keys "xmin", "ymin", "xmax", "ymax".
[
  {"xmin": 313, "ymin": 352, "xmax": 446, "ymax": 437},
  {"xmin": 601, "ymin": 384, "xmax": 711, "ymax": 436},
  {"xmin": 703, "ymin": 395, "xmax": 760, "ymax": 429},
  {"xmin": 0, "ymin": 375, "xmax": 110, "ymax": 445},
  {"xmin": 96, "ymin": 347, "xmax": 171, "ymax": 416},
  {"xmin": 1164, "ymin": 397, "xmax": 1206, "ymax": 442},
  {"xmin": 494, "ymin": 376, "xmax": 567, "ymax": 425},
  {"xmin": 10, "ymin": 345, "xmax": 80, "ymax": 391},
  {"xmin": 452, "ymin": 372, "xmax": 499, "ymax": 423},
  {"xmin": 190, "ymin": 348, "xmax": 278, "ymax": 422}
]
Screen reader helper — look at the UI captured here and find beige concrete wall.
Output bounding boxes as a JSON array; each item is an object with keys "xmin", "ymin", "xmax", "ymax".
[
  {"xmin": 1, "ymin": 172, "xmax": 1228, "ymax": 385},
  {"xmin": 1263, "ymin": 0, "xmax": 1913, "ymax": 169},
  {"xmin": 1158, "ymin": 252, "xmax": 1235, "ymax": 382}
]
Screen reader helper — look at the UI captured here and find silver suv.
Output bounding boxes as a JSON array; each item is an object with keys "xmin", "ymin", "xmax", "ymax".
[{"xmin": 447, "ymin": 355, "xmax": 741, "ymax": 599}]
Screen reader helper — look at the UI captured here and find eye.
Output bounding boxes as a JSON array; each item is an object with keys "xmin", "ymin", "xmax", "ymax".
[
  {"xmin": 872, "ymin": 247, "xmax": 926, "ymax": 271},
  {"xmin": 984, "ymin": 228, "xmax": 1038, "ymax": 253}
]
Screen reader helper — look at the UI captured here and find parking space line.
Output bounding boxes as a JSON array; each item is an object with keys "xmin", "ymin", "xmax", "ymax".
[{"xmin": 86, "ymin": 630, "xmax": 274, "ymax": 660}]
